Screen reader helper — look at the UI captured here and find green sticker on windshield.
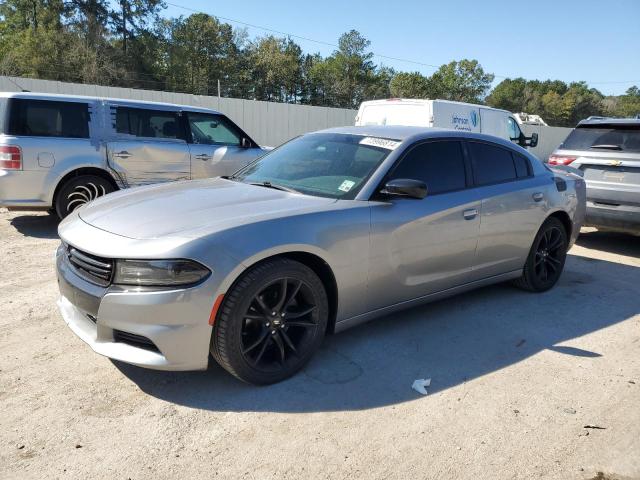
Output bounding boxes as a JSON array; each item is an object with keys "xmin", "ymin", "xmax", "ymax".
[{"xmin": 338, "ymin": 180, "xmax": 356, "ymax": 192}]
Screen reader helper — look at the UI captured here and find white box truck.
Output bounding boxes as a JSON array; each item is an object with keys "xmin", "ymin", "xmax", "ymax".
[{"xmin": 355, "ymin": 98, "xmax": 538, "ymax": 148}]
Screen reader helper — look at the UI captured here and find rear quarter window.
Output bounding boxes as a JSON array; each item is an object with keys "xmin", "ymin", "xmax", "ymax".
[
  {"xmin": 7, "ymin": 98, "xmax": 90, "ymax": 138},
  {"xmin": 513, "ymin": 153, "xmax": 532, "ymax": 178}
]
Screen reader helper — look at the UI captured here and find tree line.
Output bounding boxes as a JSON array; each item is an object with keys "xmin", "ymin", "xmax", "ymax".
[{"xmin": 1, "ymin": 0, "xmax": 638, "ymax": 127}]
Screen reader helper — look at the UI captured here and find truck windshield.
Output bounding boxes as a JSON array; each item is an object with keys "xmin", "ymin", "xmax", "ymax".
[
  {"xmin": 561, "ymin": 125, "xmax": 640, "ymax": 153},
  {"xmin": 232, "ymin": 133, "xmax": 398, "ymax": 199}
]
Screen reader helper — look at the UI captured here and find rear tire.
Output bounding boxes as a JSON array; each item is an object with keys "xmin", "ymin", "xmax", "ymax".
[
  {"xmin": 55, "ymin": 175, "xmax": 115, "ymax": 219},
  {"xmin": 514, "ymin": 217, "xmax": 568, "ymax": 292},
  {"xmin": 211, "ymin": 258, "xmax": 328, "ymax": 385}
]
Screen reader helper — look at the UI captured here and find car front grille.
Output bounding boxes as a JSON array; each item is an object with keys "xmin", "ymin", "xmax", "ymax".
[{"xmin": 66, "ymin": 245, "xmax": 114, "ymax": 286}]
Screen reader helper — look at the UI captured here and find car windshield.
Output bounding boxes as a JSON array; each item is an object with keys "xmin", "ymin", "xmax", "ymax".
[
  {"xmin": 232, "ymin": 133, "xmax": 399, "ymax": 199},
  {"xmin": 561, "ymin": 125, "xmax": 640, "ymax": 153}
]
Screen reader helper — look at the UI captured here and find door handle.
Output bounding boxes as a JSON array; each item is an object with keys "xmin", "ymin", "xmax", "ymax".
[
  {"xmin": 532, "ymin": 192, "xmax": 544, "ymax": 202},
  {"xmin": 463, "ymin": 208, "xmax": 478, "ymax": 220},
  {"xmin": 113, "ymin": 150, "xmax": 131, "ymax": 158},
  {"xmin": 195, "ymin": 154, "xmax": 212, "ymax": 161}
]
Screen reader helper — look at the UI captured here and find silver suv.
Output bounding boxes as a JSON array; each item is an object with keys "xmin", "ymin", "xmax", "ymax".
[
  {"xmin": 549, "ymin": 117, "xmax": 640, "ymax": 234},
  {"xmin": 0, "ymin": 92, "xmax": 266, "ymax": 218}
]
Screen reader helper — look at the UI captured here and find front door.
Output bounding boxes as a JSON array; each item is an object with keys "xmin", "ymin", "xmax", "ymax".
[
  {"xmin": 107, "ymin": 106, "xmax": 190, "ymax": 186},
  {"xmin": 186, "ymin": 112, "xmax": 262, "ymax": 178},
  {"xmin": 368, "ymin": 140, "xmax": 481, "ymax": 311}
]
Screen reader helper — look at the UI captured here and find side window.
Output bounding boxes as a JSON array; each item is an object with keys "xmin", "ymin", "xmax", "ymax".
[
  {"xmin": 187, "ymin": 112, "xmax": 241, "ymax": 146},
  {"xmin": 7, "ymin": 99, "xmax": 89, "ymax": 138},
  {"xmin": 468, "ymin": 141, "xmax": 517, "ymax": 186},
  {"xmin": 115, "ymin": 107, "xmax": 182, "ymax": 140},
  {"xmin": 507, "ymin": 117, "xmax": 521, "ymax": 141},
  {"xmin": 389, "ymin": 141, "xmax": 467, "ymax": 195},
  {"xmin": 512, "ymin": 153, "xmax": 531, "ymax": 178}
]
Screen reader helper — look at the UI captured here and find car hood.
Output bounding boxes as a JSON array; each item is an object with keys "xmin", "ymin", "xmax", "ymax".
[{"xmin": 76, "ymin": 178, "xmax": 337, "ymax": 239}]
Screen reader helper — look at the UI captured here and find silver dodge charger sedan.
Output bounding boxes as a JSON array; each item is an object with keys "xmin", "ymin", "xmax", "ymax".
[{"xmin": 56, "ymin": 126, "xmax": 586, "ymax": 384}]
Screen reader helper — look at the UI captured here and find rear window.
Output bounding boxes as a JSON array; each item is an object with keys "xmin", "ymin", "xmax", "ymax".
[
  {"xmin": 115, "ymin": 107, "xmax": 182, "ymax": 139},
  {"xmin": 7, "ymin": 98, "xmax": 89, "ymax": 138},
  {"xmin": 561, "ymin": 125, "xmax": 640, "ymax": 153}
]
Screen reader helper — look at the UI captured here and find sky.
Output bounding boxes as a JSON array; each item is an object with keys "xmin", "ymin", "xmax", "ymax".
[{"xmin": 162, "ymin": 0, "xmax": 640, "ymax": 96}]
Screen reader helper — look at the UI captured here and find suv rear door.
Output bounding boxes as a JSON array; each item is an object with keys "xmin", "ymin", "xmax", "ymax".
[{"xmin": 107, "ymin": 104, "xmax": 190, "ymax": 186}]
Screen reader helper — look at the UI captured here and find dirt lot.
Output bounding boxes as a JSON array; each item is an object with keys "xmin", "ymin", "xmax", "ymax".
[{"xmin": 0, "ymin": 208, "xmax": 639, "ymax": 480}]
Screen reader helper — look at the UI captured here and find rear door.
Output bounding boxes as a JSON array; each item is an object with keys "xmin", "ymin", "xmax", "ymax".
[
  {"xmin": 107, "ymin": 105, "xmax": 190, "ymax": 186},
  {"xmin": 185, "ymin": 111, "xmax": 263, "ymax": 178},
  {"xmin": 466, "ymin": 141, "xmax": 548, "ymax": 279}
]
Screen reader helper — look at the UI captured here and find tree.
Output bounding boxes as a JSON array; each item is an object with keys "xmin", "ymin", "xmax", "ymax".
[
  {"xmin": 609, "ymin": 86, "xmax": 640, "ymax": 117},
  {"xmin": 163, "ymin": 14, "xmax": 241, "ymax": 95},
  {"xmin": 389, "ymin": 71, "xmax": 433, "ymax": 98},
  {"xmin": 428, "ymin": 59, "xmax": 494, "ymax": 103},
  {"xmin": 323, "ymin": 30, "xmax": 376, "ymax": 108},
  {"xmin": 249, "ymin": 36, "xmax": 303, "ymax": 102},
  {"xmin": 109, "ymin": 0, "xmax": 165, "ymax": 54}
]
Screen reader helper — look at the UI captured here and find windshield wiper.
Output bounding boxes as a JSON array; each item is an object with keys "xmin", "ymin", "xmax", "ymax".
[
  {"xmin": 248, "ymin": 181, "xmax": 301, "ymax": 194},
  {"xmin": 590, "ymin": 144, "xmax": 623, "ymax": 150}
]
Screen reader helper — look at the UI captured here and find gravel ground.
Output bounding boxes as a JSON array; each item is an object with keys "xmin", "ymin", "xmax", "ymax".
[{"xmin": 1, "ymin": 208, "xmax": 639, "ymax": 480}]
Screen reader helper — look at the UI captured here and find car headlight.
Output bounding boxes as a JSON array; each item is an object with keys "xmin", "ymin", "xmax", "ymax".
[{"xmin": 113, "ymin": 259, "xmax": 210, "ymax": 287}]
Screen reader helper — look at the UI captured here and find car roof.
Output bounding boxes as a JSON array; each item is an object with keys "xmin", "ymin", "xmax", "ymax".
[
  {"xmin": 577, "ymin": 116, "xmax": 640, "ymax": 127},
  {"xmin": 314, "ymin": 125, "xmax": 525, "ymax": 150},
  {"xmin": 0, "ymin": 91, "xmax": 222, "ymax": 115}
]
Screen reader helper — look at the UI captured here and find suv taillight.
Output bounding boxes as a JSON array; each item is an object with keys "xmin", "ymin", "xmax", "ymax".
[
  {"xmin": 0, "ymin": 146, "xmax": 22, "ymax": 170},
  {"xmin": 548, "ymin": 155, "xmax": 576, "ymax": 166}
]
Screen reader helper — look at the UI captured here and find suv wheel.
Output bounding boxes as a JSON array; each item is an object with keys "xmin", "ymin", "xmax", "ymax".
[
  {"xmin": 211, "ymin": 258, "xmax": 328, "ymax": 385},
  {"xmin": 55, "ymin": 175, "xmax": 114, "ymax": 219}
]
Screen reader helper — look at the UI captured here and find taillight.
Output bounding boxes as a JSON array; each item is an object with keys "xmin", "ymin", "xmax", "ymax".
[
  {"xmin": 548, "ymin": 155, "xmax": 576, "ymax": 166},
  {"xmin": 0, "ymin": 146, "xmax": 22, "ymax": 170}
]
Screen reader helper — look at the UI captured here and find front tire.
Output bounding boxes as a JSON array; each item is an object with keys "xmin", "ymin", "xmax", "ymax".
[
  {"xmin": 514, "ymin": 216, "xmax": 568, "ymax": 292},
  {"xmin": 211, "ymin": 258, "xmax": 328, "ymax": 385},
  {"xmin": 55, "ymin": 175, "xmax": 114, "ymax": 219}
]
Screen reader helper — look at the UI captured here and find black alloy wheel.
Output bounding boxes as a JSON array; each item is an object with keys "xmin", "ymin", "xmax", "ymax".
[
  {"xmin": 241, "ymin": 277, "xmax": 319, "ymax": 368},
  {"xmin": 514, "ymin": 216, "xmax": 568, "ymax": 292},
  {"xmin": 211, "ymin": 258, "xmax": 328, "ymax": 385}
]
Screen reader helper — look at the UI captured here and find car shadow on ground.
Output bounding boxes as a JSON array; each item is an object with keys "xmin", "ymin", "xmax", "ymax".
[
  {"xmin": 9, "ymin": 213, "xmax": 59, "ymax": 239},
  {"xmin": 576, "ymin": 230, "xmax": 640, "ymax": 258},
  {"xmin": 115, "ymin": 250, "xmax": 639, "ymax": 413}
]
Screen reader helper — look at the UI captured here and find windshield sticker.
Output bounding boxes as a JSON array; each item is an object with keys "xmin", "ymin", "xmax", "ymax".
[
  {"xmin": 359, "ymin": 137, "xmax": 401, "ymax": 150},
  {"xmin": 338, "ymin": 180, "xmax": 356, "ymax": 192}
]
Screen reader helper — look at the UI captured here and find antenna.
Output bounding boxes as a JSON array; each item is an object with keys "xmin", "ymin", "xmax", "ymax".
[{"xmin": 2, "ymin": 76, "xmax": 30, "ymax": 92}]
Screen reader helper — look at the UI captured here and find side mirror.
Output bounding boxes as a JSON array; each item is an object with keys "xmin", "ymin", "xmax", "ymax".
[
  {"xmin": 381, "ymin": 179, "xmax": 427, "ymax": 199},
  {"xmin": 519, "ymin": 132, "xmax": 539, "ymax": 148},
  {"xmin": 240, "ymin": 137, "xmax": 252, "ymax": 149}
]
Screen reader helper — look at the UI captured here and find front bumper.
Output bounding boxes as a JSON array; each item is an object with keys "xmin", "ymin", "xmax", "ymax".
[{"xmin": 56, "ymin": 245, "xmax": 215, "ymax": 371}]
